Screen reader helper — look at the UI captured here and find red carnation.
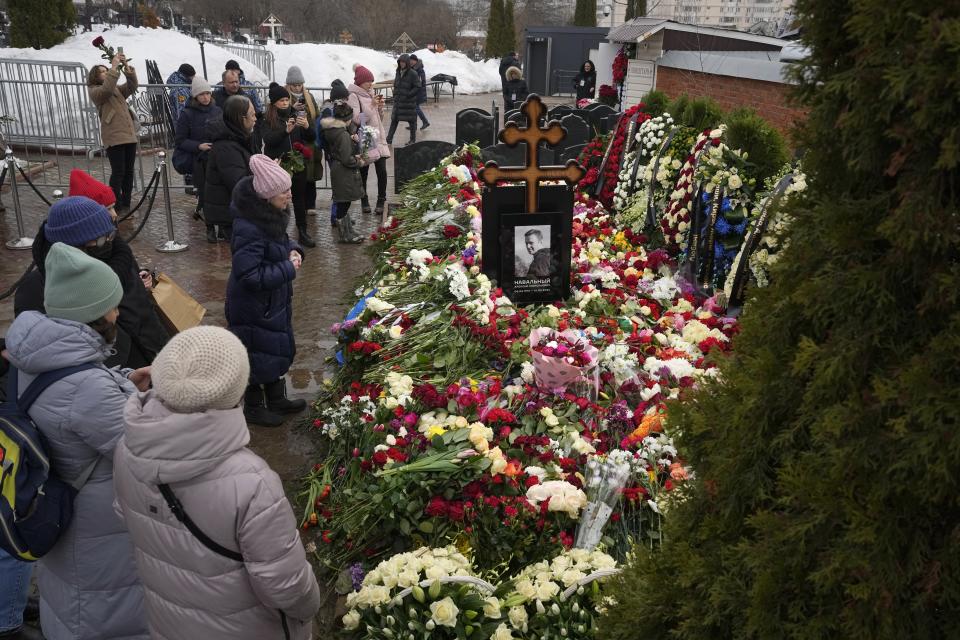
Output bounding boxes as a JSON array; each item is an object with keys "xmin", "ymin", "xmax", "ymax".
[{"xmin": 425, "ymin": 496, "xmax": 447, "ymax": 518}]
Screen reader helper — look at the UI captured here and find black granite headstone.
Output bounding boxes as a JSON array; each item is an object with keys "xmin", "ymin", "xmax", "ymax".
[
  {"xmin": 455, "ymin": 108, "xmax": 495, "ymax": 148},
  {"xmin": 480, "ymin": 142, "xmax": 526, "ymax": 168},
  {"xmin": 559, "ymin": 114, "xmax": 591, "ymax": 149},
  {"xmin": 587, "ymin": 105, "xmax": 618, "ymax": 133},
  {"xmin": 393, "ymin": 140, "xmax": 457, "ymax": 194}
]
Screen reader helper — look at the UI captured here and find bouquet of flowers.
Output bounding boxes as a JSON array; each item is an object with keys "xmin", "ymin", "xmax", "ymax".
[
  {"xmin": 279, "ymin": 142, "xmax": 310, "ymax": 175},
  {"xmin": 499, "ymin": 549, "xmax": 619, "ymax": 638},
  {"xmin": 91, "ymin": 36, "xmax": 132, "ymax": 72},
  {"xmin": 575, "ymin": 455, "xmax": 632, "ymax": 549},
  {"xmin": 341, "ymin": 547, "xmax": 506, "ymax": 639},
  {"xmin": 529, "ymin": 328, "xmax": 599, "ymax": 397},
  {"xmin": 358, "ymin": 114, "xmax": 380, "ymax": 161},
  {"xmin": 577, "ymin": 98, "xmax": 595, "ymax": 109},
  {"xmin": 597, "ymin": 84, "xmax": 618, "ymax": 107}
]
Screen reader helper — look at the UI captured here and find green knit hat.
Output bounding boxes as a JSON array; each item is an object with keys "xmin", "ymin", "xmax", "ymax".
[{"xmin": 44, "ymin": 243, "xmax": 123, "ymax": 323}]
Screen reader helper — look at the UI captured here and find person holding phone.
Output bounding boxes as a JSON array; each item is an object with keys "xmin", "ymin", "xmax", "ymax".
[
  {"xmin": 258, "ymin": 83, "xmax": 316, "ymax": 248},
  {"xmin": 284, "ymin": 66, "xmax": 323, "ymax": 212},
  {"xmin": 87, "ymin": 51, "xmax": 139, "ymax": 215}
]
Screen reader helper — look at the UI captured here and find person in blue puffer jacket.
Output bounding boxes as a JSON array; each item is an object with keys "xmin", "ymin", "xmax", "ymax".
[
  {"xmin": 173, "ymin": 76, "xmax": 222, "ymax": 220},
  {"xmin": 225, "ymin": 154, "xmax": 306, "ymax": 428}
]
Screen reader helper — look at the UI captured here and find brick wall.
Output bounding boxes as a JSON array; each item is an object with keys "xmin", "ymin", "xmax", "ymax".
[{"xmin": 654, "ymin": 66, "xmax": 806, "ymax": 138}]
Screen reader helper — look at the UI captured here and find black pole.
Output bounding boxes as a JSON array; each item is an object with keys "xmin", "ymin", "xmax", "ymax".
[{"xmin": 199, "ymin": 41, "xmax": 207, "ymax": 78}]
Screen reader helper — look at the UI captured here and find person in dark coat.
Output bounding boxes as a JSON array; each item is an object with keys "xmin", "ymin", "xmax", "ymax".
[
  {"xmin": 499, "ymin": 51, "xmax": 520, "ymax": 104},
  {"xmin": 322, "ymin": 102, "xmax": 366, "ymax": 244},
  {"xmin": 573, "ymin": 60, "xmax": 597, "ymax": 101},
  {"xmin": 257, "ymin": 82, "xmax": 316, "ymax": 248},
  {"xmin": 13, "ymin": 196, "xmax": 170, "ymax": 369},
  {"xmin": 212, "ymin": 63, "xmax": 264, "ymax": 115},
  {"xmin": 173, "ymin": 76, "xmax": 222, "ymax": 222},
  {"xmin": 503, "ymin": 66, "xmax": 529, "ymax": 111},
  {"xmin": 285, "ymin": 65, "xmax": 324, "ymax": 211},
  {"xmin": 385, "ymin": 54, "xmax": 420, "ymax": 146},
  {"xmin": 225, "ymin": 154, "xmax": 306, "ymax": 428},
  {"xmin": 408, "ymin": 54, "xmax": 430, "ymax": 130},
  {"xmin": 205, "ymin": 95, "xmax": 255, "ymax": 243}
]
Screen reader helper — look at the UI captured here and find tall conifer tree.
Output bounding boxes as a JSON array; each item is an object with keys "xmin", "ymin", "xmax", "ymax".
[
  {"xmin": 486, "ymin": 0, "xmax": 505, "ymax": 58},
  {"xmin": 9, "ymin": 0, "xmax": 75, "ymax": 49},
  {"xmin": 504, "ymin": 0, "xmax": 517, "ymax": 54},
  {"xmin": 598, "ymin": 0, "xmax": 960, "ymax": 638}
]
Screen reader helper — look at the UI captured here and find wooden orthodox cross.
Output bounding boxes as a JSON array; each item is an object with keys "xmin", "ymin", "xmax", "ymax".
[{"xmin": 479, "ymin": 95, "xmax": 586, "ymax": 213}]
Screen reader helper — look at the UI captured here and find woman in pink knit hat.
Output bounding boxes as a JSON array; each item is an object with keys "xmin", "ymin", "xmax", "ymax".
[
  {"xmin": 224, "ymin": 154, "xmax": 306, "ymax": 428},
  {"xmin": 347, "ymin": 64, "xmax": 390, "ymax": 216}
]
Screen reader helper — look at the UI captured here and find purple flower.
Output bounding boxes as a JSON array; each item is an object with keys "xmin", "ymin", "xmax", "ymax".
[
  {"xmin": 349, "ymin": 563, "xmax": 365, "ymax": 592},
  {"xmin": 462, "ymin": 245, "xmax": 477, "ymax": 259}
]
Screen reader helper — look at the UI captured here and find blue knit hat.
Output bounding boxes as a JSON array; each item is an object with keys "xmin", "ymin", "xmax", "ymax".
[{"xmin": 45, "ymin": 196, "xmax": 115, "ymax": 247}]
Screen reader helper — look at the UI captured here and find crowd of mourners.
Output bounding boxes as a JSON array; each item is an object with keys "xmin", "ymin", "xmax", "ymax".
[{"xmin": 0, "ymin": 49, "xmax": 594, "ymax": 640}]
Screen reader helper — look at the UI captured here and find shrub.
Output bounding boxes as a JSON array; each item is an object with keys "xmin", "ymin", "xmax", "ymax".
[{"xmin": 599, "ymin": 0, "xmax": 960, "ymax": 637}]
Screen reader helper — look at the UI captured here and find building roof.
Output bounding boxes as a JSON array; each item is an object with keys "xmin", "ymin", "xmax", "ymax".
[
  {"xmin": 608, "ymin": 17, "xmax": 789, "ymax": 49},
  {"xmin": 658, "ymin": 50, "xmax": 797, "ymax": 84}
]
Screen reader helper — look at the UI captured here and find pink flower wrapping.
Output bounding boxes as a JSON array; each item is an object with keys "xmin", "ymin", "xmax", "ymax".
[{"xmin": 529, "ymin": 327, "xmax": 600, "ymax": 395}]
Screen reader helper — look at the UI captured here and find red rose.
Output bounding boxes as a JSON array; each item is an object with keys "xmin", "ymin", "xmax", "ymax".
[
  {"xmin": 372, "ymin": 451, "xmax": 388, "ymax": 466},
  {"xmin": 92, "ymin": 36, "xmax": 105, "ymax": 47},
  {"xmin": 447, "ymin": 501, "xmax": 465, "ymax": 521},
  {"xmin": 442, "ymin": 224, "xmax": 461, "ymax": 239},
  {"xmin": 425, "ymin": 496, "xmax": 447, "ymax": 518}
]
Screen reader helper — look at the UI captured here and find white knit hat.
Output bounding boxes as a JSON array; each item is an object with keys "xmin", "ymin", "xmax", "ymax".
[{"xmin": 152, "ymin": 326, "xmax": 250, "ymax": 413}]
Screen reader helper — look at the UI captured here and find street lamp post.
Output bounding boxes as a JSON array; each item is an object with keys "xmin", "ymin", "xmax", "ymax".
[{"xmin": 198, "ymin": 32, "xmax": 208, "ymax": 78}]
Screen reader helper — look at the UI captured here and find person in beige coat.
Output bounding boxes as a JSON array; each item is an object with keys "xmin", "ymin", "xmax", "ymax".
[
  {"xmin": 113, "ymin": 326, "xmax": 321, "ymax": 640},
  {"xmin": 88, "ymin": 53, "xmax": 139, "ymax": 213}
]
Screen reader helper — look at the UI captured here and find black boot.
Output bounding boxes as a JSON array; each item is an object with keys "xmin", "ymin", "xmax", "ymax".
[
  {"xmin": 206, "ymin": 225, "xmax": 217, "ymax": 243},
  {"xmin": 264, "ymin": 378, "xmax": 307, "ymax": 414},
  {"xmin": 243, "ymin": 385, "xmax": 284, "ymax": 427},
  {"xmin": 361, "ymin": 196, "xmax": 372, "ymax": 214},
  {"xmin": 297, "ymin": 226, "xmax": 316, "ymax": 248},
  {"xmin": 374, "ymin": 199, "xmax": 386, "ymax": 216}
]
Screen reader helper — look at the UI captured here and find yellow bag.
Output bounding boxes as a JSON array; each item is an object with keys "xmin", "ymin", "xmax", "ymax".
[{"xmin": 151, "ymin": 273, "xmax": 205, "ymax": 334}]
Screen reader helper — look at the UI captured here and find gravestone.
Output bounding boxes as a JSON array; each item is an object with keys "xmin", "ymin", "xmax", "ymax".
[
  {"xmin": 480, "ymin": 143, "xmax": 526, "ymax": 168},
  {"xmin": 559, "ymin": 114, "xmax": 590, "ymax": 150},
  {"xmin": 601, "ymin": 113, "xmax": 623, "ymax": 135},
  {"xmin": 559, "ymin": 142, "xmax": 587, "ymax": 164},
  {"xmin": 455, "ymin": 108, "xmax": 495, "ymax": 148},
  {"xmin": 478, "ymin": 95, "xmax": 585, "ymax": 304},
  {"xmin": 587, "ymin": 104, "xmax": 617, "ymax": 133},
  {"xmin": 393, "ymin": 140, "xmax": 457, "ymax": 193},
  {"xmin": 582, "ymin": 102, "xmax": 607, "ymax": 111},
  {"xmin": 548, "ymin": 105, "xmax": 575, "ymax": 121}
]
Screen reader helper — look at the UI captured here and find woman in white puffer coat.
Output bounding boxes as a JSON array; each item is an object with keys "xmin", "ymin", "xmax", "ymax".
[{"xmin": 113, "ymin": 326, "xmax": 321, "ymax": 640}]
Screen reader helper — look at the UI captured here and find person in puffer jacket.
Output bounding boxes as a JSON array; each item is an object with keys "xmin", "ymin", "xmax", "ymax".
[
  {"xmin": 113, "ymin": 326, "xmax": 322, "ymax": 640},
  {"xmin": 5, "ymin": 242, "xmax": 151, "ymax": 640},
  {"xmin": 385, "ymin": 54, "xmax": 420, "ymax": 146}
]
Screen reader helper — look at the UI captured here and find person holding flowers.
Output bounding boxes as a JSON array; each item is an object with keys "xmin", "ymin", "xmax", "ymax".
[
  {"xmin": 87, "ymin": 45, "xmax": 139, "ymax": 215},
  {"xmin": 226, "ymin": 154, "xmax": 307, "ymax": 427},
  {"xmin": 347, "ymin": 64, "xmax": 389, "ymax": 216},
  {"xmin": 259, "ymin": 82, "xmax": 317, "ymax": 248}
]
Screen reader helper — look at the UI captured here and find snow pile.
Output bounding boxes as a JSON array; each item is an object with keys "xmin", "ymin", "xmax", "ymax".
[{"xmin": 0, "ymin": 25, "xmax": 502, "ymax": 93}]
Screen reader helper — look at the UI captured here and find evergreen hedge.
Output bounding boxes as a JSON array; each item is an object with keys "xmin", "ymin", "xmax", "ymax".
[{"xmin": 599, "ymin": 0, "xmax": 960, "ymax": 638}]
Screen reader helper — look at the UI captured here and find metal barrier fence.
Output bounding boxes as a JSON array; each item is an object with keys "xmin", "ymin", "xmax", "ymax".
[
  {"xmin": 551, "ymin": 69, "xmax": 579, "ymax": 97},
  {"xmin": 216, "ymin": 42, "xmax": 276, "ymax": 82}
]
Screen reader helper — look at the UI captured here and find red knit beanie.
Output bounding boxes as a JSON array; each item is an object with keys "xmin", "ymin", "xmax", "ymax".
[
  {"xmin": 353, "ymin": 64, "xmax": 374, "ymax": 86},
  {"xmin": 68, "ymin": 169, "xmax": 115, "ymax": 207}
]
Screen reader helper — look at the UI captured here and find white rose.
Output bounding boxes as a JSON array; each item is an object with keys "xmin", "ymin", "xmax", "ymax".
[
  {"xmin": 728, "ymin": 174, "xmax": 743, "ymax": 190},
  {"xmin": 515, "ymin": 579, "xmax": 537, "ymax": 600},
  {"xmin": 430, "ymin": 596, "xmax": 460, "ymax": 628},
  {"xmin": 535, "ymin": 579, "xmax": 560, "ymax": 601},
  {"xmin": 508, "ymin": 606, "xmax": 529, "ymax": 631},
  {"xmin": 560, "ymin": 569, "xmax": 586, "ymax": 587},
  {"xmin": 492, "ymin": 623, "xmax": 515, "ymax": 640},
  {"xmin": 484, "ymin": 596, "xmax": 503, "ymax": 619},
  {"xmin": 342, "ymin": 609, "xmax": 361, "ymax": 631},
  {"xmin": 388, "ymin": 325, "xmax": 403, "ymax": 340}
]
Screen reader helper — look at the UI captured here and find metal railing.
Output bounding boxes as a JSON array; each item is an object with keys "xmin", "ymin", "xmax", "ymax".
[
  {"xmin": 551, "ymin": 69, "xmax": 579, "ymax": 97},
  {"xmin": 216, "ymin": 42, "xmax": 276, "ymax": 82}
]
